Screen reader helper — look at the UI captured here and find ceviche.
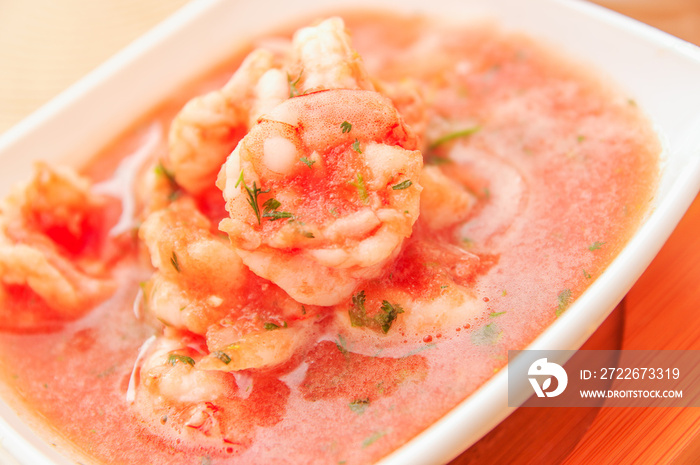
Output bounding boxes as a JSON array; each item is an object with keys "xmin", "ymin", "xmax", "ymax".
[{"xmin": 0, "ymin": 12, "xmax": 658, "ymax": 465}]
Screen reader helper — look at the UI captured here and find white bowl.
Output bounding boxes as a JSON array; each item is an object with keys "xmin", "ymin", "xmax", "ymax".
[{"xmin": 0, "ymin": 0, "xmax": 699, "ymax": 464}]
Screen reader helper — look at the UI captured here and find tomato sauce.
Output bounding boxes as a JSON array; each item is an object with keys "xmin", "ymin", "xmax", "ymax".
[{"xmin": 0, "ymin": 12, "xmax": 659, "ymax": 465}]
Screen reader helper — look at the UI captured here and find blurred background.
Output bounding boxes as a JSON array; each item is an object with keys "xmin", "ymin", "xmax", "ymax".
[{"xmin": 1, "ymin": 0, "xmax": 700, "ymax": 133}]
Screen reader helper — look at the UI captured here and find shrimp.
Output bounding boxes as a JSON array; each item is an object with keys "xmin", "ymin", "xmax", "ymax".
[
  {"xmin": 199, "ymin": 318, "xmax": 314, "ymax": 372},
  {"xmin": 0, "ymin": 163, "xmax": 115, "ymax": 322},
  {"xmin": 418, "ymin": 165, "xmax": 476, "ymax": 230},
  {"xmin": 331, "ymin": 239, "xmax": 494, "ymax": 354},
  {"xmin": 166, "ymin": 16, "xmax": 374, "ymax": 198},
  {"xmin": 167, "ymin": 48, "xmax": 289, "ymax": 196},
  {"xmin": 289, "ymin": 17, "xmax": 375, "ymax": 93},
  {"xmin": 139, "ymin": 199, "xmax": 322, "ymax": 370},
  {"xmin": 218, "ymin": 89, "xmax": 422, "ymax": 306},
  {"xmin": 132, "ymin": 330, "xmax": 290, "ymax": 450},
  {"xmin": 139, "ymin": 199, "xmax": 246, "ymax": 334}
]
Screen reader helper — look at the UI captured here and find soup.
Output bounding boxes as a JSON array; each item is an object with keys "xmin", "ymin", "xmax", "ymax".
[{"xmin": 0, "ymin": 12, "xmax": 658, "ymax": 465}]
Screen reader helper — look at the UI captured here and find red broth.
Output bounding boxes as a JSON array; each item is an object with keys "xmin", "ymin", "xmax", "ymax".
[{"xmin": 0, "ymin": 12, "xmax": 658, "ymax": 465}]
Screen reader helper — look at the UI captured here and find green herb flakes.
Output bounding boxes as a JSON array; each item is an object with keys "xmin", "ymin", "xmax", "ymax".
[
  {"xmin": 170, "ymin": 251, "xmax": 181, "ymax": 273},
  {"xmin": 264, "ymin": 321, "xmax": 287, "ymax": 331},
  {"xmin": 424, "ymin": 154, "xmax": 452, "ymax": 165},
  {"xmin": 583, "ymin": 269, "xmax": 592, "ymax": 279},
  {"xmin": 348, "ymin": 292, "xmax": 404, "ymax": 334},
  {"xmin": 350, "ymin": 173, "xmax": 369, "ymax": 204},
  {"xmin": 234, "ymin": 170, "xmax": 245, "ymax": 188},
  {"xmin": 300, "ymin": 156, "xmax": 315, "ymax": 168},
  {"xmin": 556, "ymin": 289, "xmax": 572, "ymax": 317},
  {"xmin": 213, "ymin": 351, "xmax": 231, "ymax": 365},
  {"xmin": 340, "ymin": 121, "xmax": 352, "ymax": 133},
  {"xmin": 243, "ymin": 181, "xmax": 271, "ymax": 225},
  {"xmin": 261, "ymin": 198, "xmax": 294, "ymax": 221},
  {"xmin": 335, "ymin": 334, "xmax": 349, "ymax": 354},
  {"xmin": 489, "ymin": 311, "xmax": 507, "ymax": 318},
  {"xmin": 352, "ymin": 138, "xmax": 362, "ymax": 154},
  {"xmin": 470, "ymin": 323, "xmax": 503, "ymax": 346},
  {"xmin": 588, "ymin": 241, "xmax": 605, "ymax": 251},
  {"xmin": 167, "ymin": 354, "xmax": 195, "ymax": 367},
  {"xmin": 428, "ymin": 126, "xmax": 480, "ymax": 150},
  {"xmin": 349, "ymin": 291, "xmax": 368, "ymax": 327},
  {"xmin": 288, "ymin": 71, "xmax": 303, "ymax": 98},
  {"xmin": 362, "ymin": 431, "xmax": 387, "ymax": 448},
  {"xmin": 391, "ymin": 179, "xmax": 413, "ymax": 190},
  {"xmin": 349, "ymin": 398, "xmax": 370, "ymax": 414}
]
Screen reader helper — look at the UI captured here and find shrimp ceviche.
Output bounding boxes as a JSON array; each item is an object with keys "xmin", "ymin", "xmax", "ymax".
[{"xmin": 0, "ymin": 12, "xmax": 658, "ymax": 465}]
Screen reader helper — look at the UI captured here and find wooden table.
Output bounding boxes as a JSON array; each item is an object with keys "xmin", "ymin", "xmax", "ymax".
[{"xmin": 1, "ymin": 1, "xmax": 698, "ymax": 465}]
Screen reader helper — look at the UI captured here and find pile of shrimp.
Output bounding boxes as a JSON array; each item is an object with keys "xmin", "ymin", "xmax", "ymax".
[{"xmin": 0, "ymin": 17, "xmax": 495, "ymax": 448}]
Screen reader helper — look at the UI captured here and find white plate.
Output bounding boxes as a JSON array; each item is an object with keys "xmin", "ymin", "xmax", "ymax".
[{"xmin": 0, "ymin": 0, "xmax": 699, "ymax": 464}]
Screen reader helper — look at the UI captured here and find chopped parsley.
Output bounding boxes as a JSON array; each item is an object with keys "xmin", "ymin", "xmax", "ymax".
[
  {"xmin": 556, "ymin": 289, "xmax": 572, "ymax": 317},
  {"xmin": 391, "ymin": 180, "xmax": 413, "ymax": 190},
  {"xmin": 349, "ymin": 398, "xmax": 370, "ymax": 414},
  {"xmin": 470, "ymin": 323, "xmax": 503, "ymax": 346},
  {"xmin": 329, "ymin": 207, "xmax": 339, "ymax": 217},
  {"xmin": 378, "ymin": 301, "xmax": 405, "ymax": 334},
  {"xmin": 288, "ymin": 70, "xmax": 303, "ymax": 98},
  {"xmin": 340, "ymin": 121, "xmax": 352, "ymax": 133},
  {"xmin": 424, "ymin": 154, "xmax": 453, "ymax": 165},
  {"xmin": 352, "ymin": 138, "xmax": 362, "ymax": 154},
  {"xmin": 348, "ymin": 291, "xmax": 404, "ymax": 334},
  {"xmin": 588, "ymin": 241, "xmax": 605, "ymax": 251},
  {"xmin": 234, "ymin": 170, "xmax": 245, "ymax": 188},
  {"xmin": 170, "ymin": 251, "xmax": 181, "ymax": 273},
  {"xmin": 155, "ymin": 161, "xmax": 180, "ymax": 200},
  {"xmin": 362, "ymin": 431, "xmax": 387, "ymax": 448},
  {"xmin": 154, "ymin": 161, "xmax": 177, "ymax": 186},
  {"xmin": 489, "ymin": 311, "xmax": 507, "ymax": 318},
  {"xmin": 300, "ymin": 156, "xmax": 315, "ymax": 168},
  {"xmin": 349, "ymin": 291, "xmax": 368, "ymax": 327},
  {"xmin": 212, "ymin": 351, "xmax": 231, "ymax": 365},
  {"xmin": 350, "ymin": 173, "xmax": 369, "ymax": 204},
  {"xmin": 428, "ymin": 126, "xmax": 480, "ymax": 150},
  {"xmin": 264, "ymin": 210, "xmax": 294, "ymax": 221},
  {"xmin": 261, "ymin": 198, "xmax": 294, "ymax": 221},
  {"xmin": 335, "ymin": 334, "xmax": 349, "ymax": 354},
  {"xmin": 242, "ymin": 181, "xmax": 270, "ymax": 225},
  {"xmin": 167, "ymin": 354, "xmax": 195, "ymax": 367},
  {"xmin": 583, "ymin": 269, "xmax": 592, "ymax": 279},
  {"xmin": 264, "ymin": 321, "xmax": 287, "ymax": 330}
]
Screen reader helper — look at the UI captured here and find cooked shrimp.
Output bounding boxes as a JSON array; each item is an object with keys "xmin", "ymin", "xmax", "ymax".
[
  {"xmin": 133, "ymin": 330, "xmax": 290, "ymax": 449},
  {"xmin": 0, "ymin": 163, "xmax": 115, "ymax": 320},
  {"xmin": 139, "ymin": 199, "xmax": 323, "ymax": 366},
  {"xmin": 133, "ymin": 332, "xmax": 238, "ymax": 444},
  {"xmin": 418, "ymin": 165, "xmax": 476, "ymax": 230},
  {"xmin": 374, "ymin": 78, "xmax": 429, "ymax": 144},
  {"xmin": 167, "ymin": 48, "xmax": 288, "ymax": 195},
  {"xmin": 331, "ymin": 239, "xmax": 493, "ymax": 354},
  {"xmin": 199, "ymin": 318, "xmax": 314, "ymax": 372},
  {"xmin": 139, "ymin": 199, "xmax": 246, "ymax": 334},
  {"xmin": 218, "ymin": 89, "xmax": 422, "ymax": 306},
  {"xmin": 289, "ymin": 17, "xmax": 374, "ymax": 93}
]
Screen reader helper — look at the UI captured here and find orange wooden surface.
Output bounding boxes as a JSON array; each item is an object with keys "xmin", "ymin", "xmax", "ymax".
[{"xmin": 453, "ymin": 3, "xmax": 700, "ymax": 463}]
